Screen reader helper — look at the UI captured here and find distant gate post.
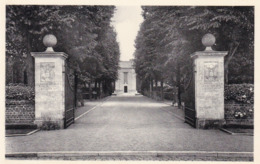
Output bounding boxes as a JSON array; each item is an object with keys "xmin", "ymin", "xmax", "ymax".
[
  {"xmin": 192, "ymin": 34, "xmax": 227, "ymax": 129},
  {"xmin": 31, "ymin": 34, "xmax": 68, "ymax": 129}
]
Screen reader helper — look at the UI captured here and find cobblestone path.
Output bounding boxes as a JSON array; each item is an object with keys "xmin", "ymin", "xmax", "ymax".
[{"xmin": 6, "ymin": 95, "xmax": 253, "ymax": 159}]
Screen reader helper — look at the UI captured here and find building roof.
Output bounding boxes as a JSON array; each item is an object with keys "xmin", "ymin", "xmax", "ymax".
[{"xmin": 119, "ymin": 60, "xmax": 134, "ymax": 69}]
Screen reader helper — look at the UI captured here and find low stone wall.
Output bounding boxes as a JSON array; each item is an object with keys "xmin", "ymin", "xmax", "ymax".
[
  {"xmin": 6, "ymin": 100, "xmax": 35, "ymax": 124},
  {"xmin": 224, "ymin": 103, "xmax": 254, "ymax": 127}
]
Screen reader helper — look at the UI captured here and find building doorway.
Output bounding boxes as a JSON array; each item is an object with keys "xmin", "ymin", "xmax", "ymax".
[{"xmin": 124, "ymin": 86, "xmax": 128, "ymax": 93}]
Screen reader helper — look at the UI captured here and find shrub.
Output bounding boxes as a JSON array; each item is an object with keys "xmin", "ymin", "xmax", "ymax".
[
  {"xmin": 164, "ymin": 92, "xmax": 174, "ymax": 100},
  {"xmin": 41, "ymin": 121, "xmax": 61, "ymax": 130},
  {"xmin": 40, "ymin": 117, "xmax": 61, "ymax": 130},
  {"xmin": 6, "ymin": 83, "xmax": 35, "ymax": 102},
  {"xmin": 224, "ymin": 84, "xmax": 254, "ymax": 104}
]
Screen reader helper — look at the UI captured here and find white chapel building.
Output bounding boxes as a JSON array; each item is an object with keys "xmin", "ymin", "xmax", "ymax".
[{"xmin": 114, "ymin": 60, "xmax": 137, "ymax": 95}]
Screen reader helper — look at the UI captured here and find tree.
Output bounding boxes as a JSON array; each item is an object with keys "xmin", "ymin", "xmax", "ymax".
[
  {"xmin": 179, "ymin": 7, "xmax": 254, "ymax": 84},
  {"xmin": 6, "ymin": 5, "xmax": 120, "ymax": 95},
  {"xmin": 134, "ymin": 6, "xmax": 254, "ymax": 106}
]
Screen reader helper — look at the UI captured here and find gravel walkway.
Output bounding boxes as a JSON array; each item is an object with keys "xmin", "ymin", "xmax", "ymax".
[{"xmin": 6, "ymin": 95, "xmax": 253, "ymax": 153}]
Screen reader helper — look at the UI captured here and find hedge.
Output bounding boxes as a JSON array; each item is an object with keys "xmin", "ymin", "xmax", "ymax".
[{"xmin": 6, "ymin": 83, "xmax": 35, "ymax": 102}]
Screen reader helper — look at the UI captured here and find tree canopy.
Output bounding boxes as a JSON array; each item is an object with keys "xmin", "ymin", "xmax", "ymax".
[
  {"xmin": 134, "ymin": 6, "xmax": 254, "ymax": 104},
  {"xmin": 6, "ymin": 5, "xmax": 120, "ymax": 95}
]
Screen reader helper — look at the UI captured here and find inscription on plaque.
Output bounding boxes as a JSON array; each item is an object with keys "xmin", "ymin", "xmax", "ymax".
[
  {"xmin": 40, "ymin": 62, "xmax": 55, "ymax": 82},
  {"xmin": 204, "ymin": 61, "xmax": 218, "ymax": 83}
]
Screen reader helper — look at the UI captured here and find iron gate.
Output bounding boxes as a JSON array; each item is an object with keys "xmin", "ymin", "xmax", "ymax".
[
  {"xmin": 185, "ymin": 107, "xmax": 196, "ymax": 127},
  {"xmin": 183, "ymin": 69, "xmax": 196, "ymax": 128},
  {"xmin": 64, "ymin": 64, "xmax": 77, "ymax": 128}
]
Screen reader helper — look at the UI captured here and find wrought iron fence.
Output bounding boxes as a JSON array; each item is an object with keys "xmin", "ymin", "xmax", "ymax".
[{"xmin": 64, "ymin": 65, "xmax": 76, "ymax": 128}]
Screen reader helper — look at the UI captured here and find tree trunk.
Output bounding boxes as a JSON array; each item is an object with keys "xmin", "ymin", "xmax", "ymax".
[
  {"xmin": 74, "ymin": 71, "xmax": 78, "ymax": 107},
  {"xmin": 26, "ymin": 33, "xmax": 35, "ymax": 87},
  {"xmin": 95, "ymin": 80, "xmax": 97, "ymax": 90},
  {"xmin": 113, "ymin": 80, "xmax": 116, "ymax": 92},
  {"xmin": 176, "ymin": 62, "xmax": 182, "ymax": 107},
  {"xmin": 6, "ymin": 57, "xmax": 14, "ymax": 84},
  {"xmin": 160, "ymin": 79, "xmax": 164, "ymax": 101},
  {"xmin": 89, "ymin": 82, "xmax": 92, "ymax": 100},
  {"xmin": 100, "ymin": 81, "xmax": 103, "ymax": 98},
  {"xmin": 151, "ymin": 78, "xmax": 154, "ymax": 98},
  {"xmin": 224, "ymin": 42, "xmax": 240, "ymax": 84},
  {"xmin": 23, "ymin": 70, "xmax": 28, "ymax": 85},
  {"xmin": 151, "ymin": 79, "xmax": 154, "ymax": 91},
  {"xmin": 103, "ymin": 80, "xmax": 107, "ymax": 95},
  {"xmin": 11, "ymin": 62, "xmax": 14, "ymax": 84},
  {"xmin": 149, "ymin": 78, "xmax": 152, "ymax": 97},
  {"xmin": 98, "ymin": 81, "xmax": 101, "ymax": 99}
]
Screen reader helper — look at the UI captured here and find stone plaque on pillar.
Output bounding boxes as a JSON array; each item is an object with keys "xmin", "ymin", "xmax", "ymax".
[
  {"xmin": 191, "ymin": 34, "xmax": 227, "ymax": 129},
  {"xmin": 31, "ymin": 34, "xmax": 68, "ymax": 129}
]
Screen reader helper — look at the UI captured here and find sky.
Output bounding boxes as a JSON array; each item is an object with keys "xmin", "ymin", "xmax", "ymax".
[{"xmin": 111, "ymin": 6, "xmax": 144, "ymax": 61}]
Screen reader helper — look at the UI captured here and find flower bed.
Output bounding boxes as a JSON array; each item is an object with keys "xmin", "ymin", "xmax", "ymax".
[
  {"xmin": 224, "ymin": 84, "xmax": 254, "ymax": 127},
  {"xmin": 225, "ymin": 103, "xmax": 253, "ymax": 126}
]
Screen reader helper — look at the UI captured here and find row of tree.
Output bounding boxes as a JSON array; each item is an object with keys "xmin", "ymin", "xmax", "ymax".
[
  {"xmin": 134, "ymin": 6, "xmax": 254, "ymax": 105},
  {"xmin": 6, "ymin": 5, "xmax": 120, "ymax": 95}
]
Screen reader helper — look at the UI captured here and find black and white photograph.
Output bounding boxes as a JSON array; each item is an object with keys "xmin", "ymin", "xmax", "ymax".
[{"xmin": 2, "ymin": 0, "xmax": 257, "ymax": 162}]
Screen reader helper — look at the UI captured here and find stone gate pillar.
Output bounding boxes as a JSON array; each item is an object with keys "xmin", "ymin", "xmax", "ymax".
[
  {"xmin": 31, "ymin": 34, "xmax": 68, "ymax": 129},
  {"xmin": 192, "ymin": 34, "xmax": 227, "ymax": 129}
]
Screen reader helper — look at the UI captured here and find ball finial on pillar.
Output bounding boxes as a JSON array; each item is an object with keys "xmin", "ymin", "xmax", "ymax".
[
  {"xmin": 202, "ymin": 33, "xmax": 215, "ymax": 51},
  {"xmin": 43, "ymin": 34, "xmax": 57, "ymax": 52}
]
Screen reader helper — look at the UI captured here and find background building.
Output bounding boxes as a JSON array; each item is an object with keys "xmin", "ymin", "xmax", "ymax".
[{"xmin": 115, "ymin": 60, "xmax": 137, "ymax": 94}]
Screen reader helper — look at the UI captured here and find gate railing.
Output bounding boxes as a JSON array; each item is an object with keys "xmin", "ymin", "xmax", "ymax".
[
  {"xmin": 182, "ymin": 69, "xmax": 196, "ymax": 128},
  {"xmin": 184, "ymin": 106, "xmax": 196, "ymax": 127},
  {"xmin": 64, "ymin": 65, "xmax": 76, "ymax": 128}
]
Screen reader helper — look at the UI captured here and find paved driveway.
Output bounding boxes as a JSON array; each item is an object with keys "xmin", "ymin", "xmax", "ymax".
[{"xmin": 6, "ymin": 95, "xmax": 253, "ymax": 153}]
